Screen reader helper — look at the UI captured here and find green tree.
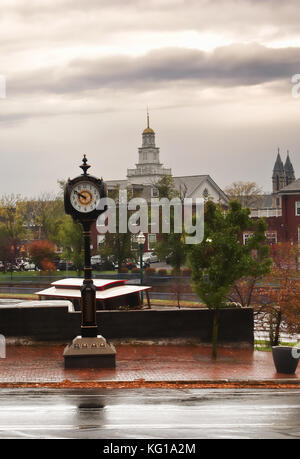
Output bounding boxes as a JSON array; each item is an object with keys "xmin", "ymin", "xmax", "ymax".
[
  {"xmin": 58, "ymin": 216, "xmax": 84, "ymax": 274},
  {"xmin": 153, "ymin": 175, "xmax": 187, "ymax": 274},
  {"xmin": 18, "ymin": 193, "xmax": 65, "ymax": 243},
  {"xmin": 98, "ymin": 186, "xmax": 139, "ymax": 272},
  {"xmin": 188, "ymin": 200, "xmax": 272, "ymax": 359}
]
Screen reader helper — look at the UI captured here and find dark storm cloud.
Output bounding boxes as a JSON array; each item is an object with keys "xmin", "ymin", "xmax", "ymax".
[{"xmin": 9, "ymin": 44, "xmax": 300, "ymax": 96}]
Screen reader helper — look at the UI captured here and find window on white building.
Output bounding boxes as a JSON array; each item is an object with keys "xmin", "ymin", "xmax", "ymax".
[
  {"xmin": 203, "ymin": 188, "xmax": 209, "ymax": 201},
  {"xmin": 148, "ymin": 234, "xmax": 157, "ymax": 250},
  {"xmin": 296, "ymin": 201, "xmax": 300, "ymax": 216}
]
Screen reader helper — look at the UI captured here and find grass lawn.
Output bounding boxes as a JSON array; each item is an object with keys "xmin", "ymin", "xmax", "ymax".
[
  {"xmin": 0, "ymin": 270, "xmax": 116, "ymax": 281},
  {"xmin": 0, "ymin": 293, "xmax": 39, "ymax": 300},
  {"xmin": 254, "ymin": 339, "xmax": 298, "ymax": 351},
  {"xmin": 150, "ymin": 298, "xmax": 204, "ymax": 308}
]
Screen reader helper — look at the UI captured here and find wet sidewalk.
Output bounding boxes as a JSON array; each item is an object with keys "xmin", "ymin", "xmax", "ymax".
[{"xmin": 1, "ymin": 344, "xmax": 300, "ymax": 388}]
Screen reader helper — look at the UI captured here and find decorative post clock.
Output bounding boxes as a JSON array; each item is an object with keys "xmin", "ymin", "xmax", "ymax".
[
  {"xmin": 63, "ymin": 155, "xmax": 116, "ymax": 368},
  {"xmin": 64, "ymin": 154, "xmax": 106, "ymax": 223}
]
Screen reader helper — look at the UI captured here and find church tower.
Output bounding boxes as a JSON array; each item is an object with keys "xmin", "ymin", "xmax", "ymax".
[
  {"xmin": 272, "ymin": 149, "xmax": 296, "ymax": 208},
  {"xmin": 127, "ymin": 111, "xmax": 171, "ymax": 185},
  {"xmin": 272, "ymin": 149, "xmax": 285, "ymax": 193},
  {"xmin": 284, "ymin": 151, "xmax": 295, "ymax": 186}
]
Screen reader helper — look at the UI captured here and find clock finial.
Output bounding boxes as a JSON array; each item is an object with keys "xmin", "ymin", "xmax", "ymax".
[{"xmin": 80, "ymin": 154, "xmax": 91, "ymax": 175}]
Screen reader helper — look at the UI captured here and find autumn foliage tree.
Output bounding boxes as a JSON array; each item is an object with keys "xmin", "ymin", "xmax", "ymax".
[
  {"xmin": 254, "ymin": 242, "xmax": 300, "ymax": 346},
  {"xmin": 28, "ymin": 240, "xmax": 56, "ymax": 270}
]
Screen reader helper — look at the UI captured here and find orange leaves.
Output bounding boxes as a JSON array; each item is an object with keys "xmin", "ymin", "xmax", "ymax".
[{"xmin": 28, "ymin": 240, "xmax": 56, "ymax": 270}]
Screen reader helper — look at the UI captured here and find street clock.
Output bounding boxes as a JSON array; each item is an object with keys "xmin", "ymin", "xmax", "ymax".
[
  {"xmin": 63, "ymin": 155, "xmax": 107, "ymax": 340},
  {"xmin": 63, "ymin": 155, "xmax": 116, "ymax": 369},
  {"xmin": 64, "ymin": 154, "xmax": 106, "ymax": 223}
]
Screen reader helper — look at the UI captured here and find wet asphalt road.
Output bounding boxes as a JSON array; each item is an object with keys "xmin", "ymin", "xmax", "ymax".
[{"xmin": 0, "ymin": 388, "xmax": 299, "ymax": 439}]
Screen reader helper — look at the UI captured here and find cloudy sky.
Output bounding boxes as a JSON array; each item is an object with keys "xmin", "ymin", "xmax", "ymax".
[{"xmin": 0, "ymin": 0, "xmax": 300, "ymax": 197}]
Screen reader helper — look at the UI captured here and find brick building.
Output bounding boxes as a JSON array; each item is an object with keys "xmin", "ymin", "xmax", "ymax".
[{"xmin": 246, "ymin": 151, "xmax": 300, "ymax": 245}]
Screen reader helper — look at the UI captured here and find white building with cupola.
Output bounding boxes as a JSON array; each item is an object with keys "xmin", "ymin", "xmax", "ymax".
[
  {"xmin": 126, "ymin": 113, "xmax": 172, "ymax": 185},
  {"xmin": 106, "ymin": 113, "xmax": 228, "ymax": 207}
]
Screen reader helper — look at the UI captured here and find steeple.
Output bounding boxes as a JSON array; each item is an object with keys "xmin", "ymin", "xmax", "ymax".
[
  {"xmin": 143, "ymin": 108, "xmax": 155, "ymax": 136},
  {"xmin": 127, "ymin": 112, "xmax": 172, "ymax": 183},
  {"xmin": 142, "ymin": 109, "xmax": 155, "ymax": 147},
  {"xmin": 272, "ymin": 149, "xmax": 296, "ymax": 193},
  {"xmin": 273, "ymin": 149, "xmax": 284, "ymax": 173},
  {"xmin": 284, "ymin": 150, "xmax": 295, "ymax": 186},
  {"xmin": 272, "ymin": 149, "xmax": 285, "ymax": 192}
]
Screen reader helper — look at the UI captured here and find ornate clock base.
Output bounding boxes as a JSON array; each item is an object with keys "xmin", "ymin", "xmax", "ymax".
[{"xmin": 63, "ymin": 335, "xmax": 116, "ymax": 368}]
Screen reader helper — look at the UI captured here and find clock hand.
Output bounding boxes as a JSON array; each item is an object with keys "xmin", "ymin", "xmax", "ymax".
[{"xmin": 74, "ymin": 190, "xmax": 87, "ymax": 200}]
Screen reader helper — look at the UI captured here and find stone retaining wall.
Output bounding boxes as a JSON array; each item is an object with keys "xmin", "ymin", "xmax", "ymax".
[{"xmin": 0, "ymin": 301, "xmax": 254, "ymax": 347}]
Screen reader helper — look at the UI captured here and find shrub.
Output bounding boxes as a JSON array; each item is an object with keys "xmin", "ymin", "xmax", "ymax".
[
  {"xmin": 120, "ymin": 267, "xmax": 129, "ymax": 273},
  {"xmin": 182, "ymin": 268, "xmax": 192, "ymax": 277},
  {"xmin": 28, "ymin": 240, "xmax": 56, "ymax": 269},
  {"xmin": 40, "ymin": 259, "xmax": 56, "ymax": 272},
  {"xmin": 131, "ymin": 267, "xmax": 140, "ymax": 273},
  {"xmin": 158, "ymin": 268, "xmax": 167, "ymax": 276},
  {"xmin": 145, "ymin": 267, "xmax": 156, "ymax": 276}
]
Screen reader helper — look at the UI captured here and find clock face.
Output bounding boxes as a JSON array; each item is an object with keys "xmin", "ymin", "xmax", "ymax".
[{"xmin": 70, "ymin": 181, "xmax": 100, "ymax": 213}]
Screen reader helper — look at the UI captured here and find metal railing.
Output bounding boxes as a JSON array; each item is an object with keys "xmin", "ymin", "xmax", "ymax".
[{"xmin": 250, "ymin": 208, "xmax": 282, "ymax": 218}]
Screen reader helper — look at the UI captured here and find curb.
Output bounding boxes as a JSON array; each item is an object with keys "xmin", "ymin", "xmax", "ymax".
[{"xmin": 0, "ymin": 379, "xmax": 300, "ymax": 389}]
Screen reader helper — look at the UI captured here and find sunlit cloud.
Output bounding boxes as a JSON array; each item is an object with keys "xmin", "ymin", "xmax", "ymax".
[{"xmin": 0, "ymin": 0, "xmax": 299, "ymax": 196}]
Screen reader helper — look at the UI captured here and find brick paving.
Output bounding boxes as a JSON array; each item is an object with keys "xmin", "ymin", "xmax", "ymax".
[{"xmin": 0, "ymin": 344, "xmax": 299, "ymax": 386}]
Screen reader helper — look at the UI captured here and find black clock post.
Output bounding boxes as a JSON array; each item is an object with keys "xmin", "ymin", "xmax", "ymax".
[{"xmin": 63, "ymin": 155, "xmax": 116, "ymax": 368}]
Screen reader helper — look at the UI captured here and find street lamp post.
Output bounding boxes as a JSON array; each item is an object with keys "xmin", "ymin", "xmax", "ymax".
[{"xmin": 136, "ymin": 231, "xmax": 146, "ymax": 304}]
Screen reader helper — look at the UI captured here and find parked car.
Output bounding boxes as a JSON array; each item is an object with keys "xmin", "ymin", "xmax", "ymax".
[
  {"xmin": 24, "ymin": 261, "xmax": 37, "ymax": 271},
  {"xmin": 0, "ymin": 261, "xmax": 4, "ymax": 272},
  {"xmin": 126, "ymin": 259, "xmax": 150, "ymax": 270},
  {"xmin": 57, "ymin": 260, "xmax": 74, "ymax": 271},
  {"xmin": 5, "ymin": 262, "xmax": 20, "ymax": 272},
  {"xmin": 143, "ymin": 252, "xmax": 159, "ymax": 263},
  {"xmin": 136, "ymin": 261, "xmax": 150, "ymax": 269},
  {"xmin": 91, "ymin": 255, "xmax": 115, "ymax": 271},
  {"xmin": 91, "ymin": 255, "xmax": 102, "ymax": 264},
  {"xmin": 125, "ymin": 260, "xmax": 137, "ymax": 270},
  {"xmin": 18, "ymin": 260, "xmax": 37, "ymax": 271}
]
